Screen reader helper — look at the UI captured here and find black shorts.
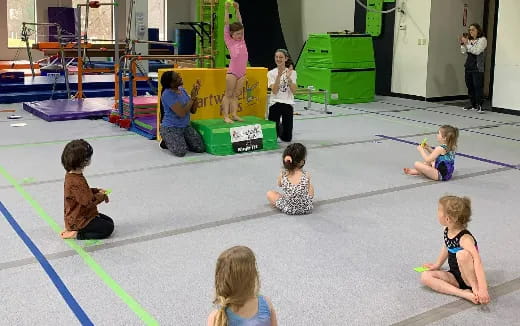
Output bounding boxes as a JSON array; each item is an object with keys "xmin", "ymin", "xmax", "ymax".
[{"xmin": 449, "ymin": 269, "xmax": 471, "ymax": 290}]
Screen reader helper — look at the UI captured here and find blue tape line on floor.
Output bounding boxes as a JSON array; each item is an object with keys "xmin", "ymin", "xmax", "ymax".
[
  {"xmin": 376, "ymin": 134, "xmax": 518, "ymax": 169},
  {"xmin": 0, "ymin": 202, "xmax": 93, "ymax": 326}
]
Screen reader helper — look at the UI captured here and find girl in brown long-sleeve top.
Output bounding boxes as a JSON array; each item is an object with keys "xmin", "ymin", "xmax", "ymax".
[{"xmin": 60, "ymin": 139, "xmax": 114, "ymax": 240}]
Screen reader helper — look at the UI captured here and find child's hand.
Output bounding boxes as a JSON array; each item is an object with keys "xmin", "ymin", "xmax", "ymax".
[
  {"xmin": 287, "ymin": 67, "xmax": 294, "ymax": 83},
  {"xmin": 225, "ymin": 1, "xmax": 231, "ymax": 8},
  {"xmin": 423, "ymin": 263, "xmax": 439, "ymax": 270},
  {"xmin": 233, "ymin": 2, "xmax": 239, "ymax": 9},
  {"xmin": 416, "ymin": 145, "xmax": 425, "ymax": 151},
  {"xmin": 98, "ymin": 190, "xmax": 110, "ymax": 203},
  {"xmin": 476, "ymin": 288, "xmax": 490, "ymax": 304}
]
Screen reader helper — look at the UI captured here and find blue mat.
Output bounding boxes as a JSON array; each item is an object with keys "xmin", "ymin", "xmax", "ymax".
[{"xmin": 0, "ymin": 75, "xmax": 157, "ymax": 104}]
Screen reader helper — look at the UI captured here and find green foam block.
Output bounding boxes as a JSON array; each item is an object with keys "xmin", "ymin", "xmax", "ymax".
[
  {"xmin": 414, "ymin": 266, "xmax": 430, "ymax": 273},
  {"xmin": 104, "ymin": 189, "xmax": 112, "ymax": 195},
  {"xmin": 191, "ymin": 116, "xmax": 278, "ymax": 156}
]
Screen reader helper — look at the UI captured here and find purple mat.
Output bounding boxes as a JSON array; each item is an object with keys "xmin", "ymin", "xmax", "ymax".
[
  {"xmin": 134, "ymin": 115, "xmax": 157, "ymax": 136},
  {"xmin": 23, "ymin": 98, "xmax": 112, "ymax": 122}
]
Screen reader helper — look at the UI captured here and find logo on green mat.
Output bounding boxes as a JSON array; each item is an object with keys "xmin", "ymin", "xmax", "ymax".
[{"xmin": 230, "ymin": 124, "xmax": 263, "ymax": 153}]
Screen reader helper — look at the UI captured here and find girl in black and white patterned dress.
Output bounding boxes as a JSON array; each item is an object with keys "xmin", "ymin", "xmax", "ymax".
[{"xmin": 267, "ymin": 143, "xmax": 314, "ymax": 215}]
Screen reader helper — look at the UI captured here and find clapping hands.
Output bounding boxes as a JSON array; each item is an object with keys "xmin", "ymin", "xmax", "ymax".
[{"xmin": 191, "ymin": 79, "xmax": 201, "ymax": 98}]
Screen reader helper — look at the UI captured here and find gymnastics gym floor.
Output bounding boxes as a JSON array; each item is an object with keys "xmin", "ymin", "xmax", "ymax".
[{"xmin": 0, "ymin": 96, "xmax": 519, "ymax": 325}]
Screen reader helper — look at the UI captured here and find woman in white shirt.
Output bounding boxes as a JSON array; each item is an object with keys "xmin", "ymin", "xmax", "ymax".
[
  {"xmin": 268, "ymin": 49, "xmax": 297, "ymax": 142},
  {"xmin": 460, "ymin": 23, "xmax": 487, "ymax": 113}
]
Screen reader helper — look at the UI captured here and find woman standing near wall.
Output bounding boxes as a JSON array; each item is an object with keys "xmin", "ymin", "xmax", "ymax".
[{"xmin": 460, "ymin": 23, "xmax": 487, "ymax": 113}]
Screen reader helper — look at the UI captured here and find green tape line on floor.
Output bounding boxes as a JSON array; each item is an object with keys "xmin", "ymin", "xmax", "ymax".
[{"xmin": 0, "ymin": 165, "xmax": 159, "ymax": 326}]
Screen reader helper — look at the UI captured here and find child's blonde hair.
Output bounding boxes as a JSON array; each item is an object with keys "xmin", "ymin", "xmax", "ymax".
[
  {"xmin": 439, "ymin": 125, "xmax": 459, "ymax": 152},
  {"xmin": 439, "ymin": 195, "xmax": 472, "ymax": 228},
  {"xmin": 212, "ymin": 246, "xmax": 260, "ymax": 326}
]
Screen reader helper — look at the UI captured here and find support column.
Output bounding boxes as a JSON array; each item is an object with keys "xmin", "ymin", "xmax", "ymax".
[{"xmin": 127, "ymin": 0, "xmax": 149, "ymax": 73}]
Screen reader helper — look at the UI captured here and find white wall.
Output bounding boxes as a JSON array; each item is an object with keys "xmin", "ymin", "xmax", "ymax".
[
  {"xmin": 167, "ymin": 0, "xmax": 194, "ymax": 43},
  {"xmin": 492, "ymin": 0, "xmax": 520, "ymax": 111},
  {"xmin": 483, "ymin": 0, "xmax": 496, "ymax": 97},
  {"xmin": 426, "ymin": 0, "xmax": 484, "ymax": 98},
  {"xmin": 391, "ymin": 0, "xmax": 487, "ymax": 99},
  {"xmin": 129, "ymin": 0, "xmax": 148, "ymax": 71},
  {"xmin": 276, "ymin": 0, "xmax": 354, "ymax": 62},
  {"xmin": 278, "ymin": 0, "xmax": 303, "ymax": 60},
  {"xmin": 391, "ymin": 0, "xmax": 431, "ymax": 97},
  {"xmin": 301, "ymin": 0, "xmax": 355, "ymax": 39}
]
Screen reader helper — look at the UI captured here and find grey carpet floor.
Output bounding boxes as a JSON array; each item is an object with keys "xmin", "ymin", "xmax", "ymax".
[{"xmin": 0, "ymin": 96, "xmax": 519, "ymax": 325}]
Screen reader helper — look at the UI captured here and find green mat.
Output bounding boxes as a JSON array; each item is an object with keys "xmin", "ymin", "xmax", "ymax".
[
  {"xmin": 300, "ymin": 34, "xmax": 375, "ymax": 69},
  {"xmin": 134, "ymin": 119, "xmax": 154, "ymax": 131},
  {"xmin": 192, "ymin": 116, "xmax": 279, "ymax": 156},
  {"xmin": 296, "ymin": 33, "xmax": 376, "ymax": 104},
  {"xmin": 296, "ymin": 67, "xmax": 375, "ymax": 104}
]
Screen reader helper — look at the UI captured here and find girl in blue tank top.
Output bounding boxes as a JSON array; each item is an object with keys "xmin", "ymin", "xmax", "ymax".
[
  {"xmin": 404, "ymin": 125, "xmax": 459, "ymax": 181},
  {"xmin": 207, "ymin": 246, "xmax": 278, "ymax": 326}
]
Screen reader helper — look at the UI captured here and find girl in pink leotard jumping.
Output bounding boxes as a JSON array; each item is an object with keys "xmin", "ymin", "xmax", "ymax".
[{"xmin": 222, "ymin": 1, "xmax": 248, "ymax": 123}]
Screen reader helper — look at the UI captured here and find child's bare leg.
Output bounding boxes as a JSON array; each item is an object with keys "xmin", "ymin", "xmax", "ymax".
[
  {"xmin": 404, "ymin": 168, "xmax": 421, "ymax": 175},
  {"xmin": 413, "ymin": 161, "xmax": 440, "ymax": 180},
  {"xmin": 230, "ymin": 98, "xmax": 241, "ymax": 121},
  {"xmin": 456, "ymin": 250, "xmax": 479, "ymax": 291},
  {"xmin": 223, "ymin": 74, "xmax": 237, "ymax": 123},
  {"xmin": 266, "ymin": 191, "xmax": 282, "ymax": 206},
  {"xmin": 231, "ymin": 76, "xmax": 246, "ymax": 121},
  {"xmin": 421, "ymin": 270, "xmax": 479, "ymax": 304},
  {"xmin": 60, "ymin": 230, "xmax": 77, "ymax": 239}
]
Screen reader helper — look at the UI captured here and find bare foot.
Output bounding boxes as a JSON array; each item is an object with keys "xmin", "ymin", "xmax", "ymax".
[
  {"xmin": 232, "ymin": 115, "xmax": 244, "ymax": 122},
  {"xmin": 224, "ymin": 117, "xmax": 234, "ymax": 124},
  {"xmin": 404, "ymin": 168, "xmax": 420, "ymax": 175},
  {"xmin": 461, "ymin": 289, "xmax": 480, "ymax": 304},
  {"xmin": 60, "ymin": 230, "xmax": 77, "ymax": 239}
]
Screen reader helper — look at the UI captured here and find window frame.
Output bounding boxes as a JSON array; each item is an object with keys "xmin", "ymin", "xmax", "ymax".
[
  {"xmin": 7, "ymin": 0, "xmax": 37, "ymax": 49},
  {"xmin": 148, "ymin": 0, "xmax": 167, "ymax": 41},
  {"xmin": 71, "ymin": 0, "xmax": 115, "ymax": 44}
]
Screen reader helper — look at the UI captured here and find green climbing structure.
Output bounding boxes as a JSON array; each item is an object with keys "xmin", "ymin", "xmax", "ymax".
[
  {"xmin": 366, "ymin": 0, "xmax": 396, "ymax": 37},
  {"xmin": 197, "ymin": 0, "xmax": 238, "ymax": 68}
]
